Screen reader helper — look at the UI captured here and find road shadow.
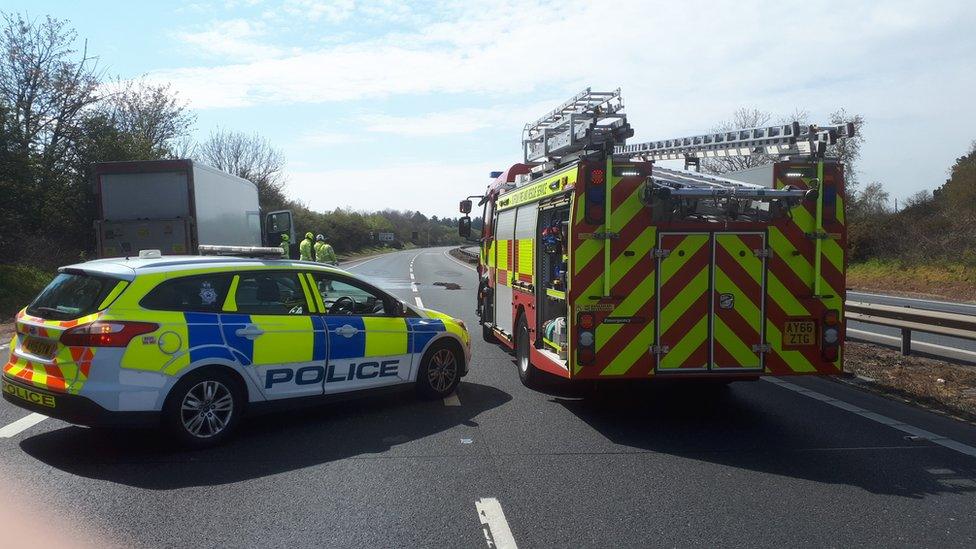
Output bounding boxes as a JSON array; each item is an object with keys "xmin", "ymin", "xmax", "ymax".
[
  {"xmin": 19, "ymin": 382, "xmax": 510, "ymax": 490},
  {"xmin": 551, "ymin": 381, "xmax": 976, "ymax": 499}
]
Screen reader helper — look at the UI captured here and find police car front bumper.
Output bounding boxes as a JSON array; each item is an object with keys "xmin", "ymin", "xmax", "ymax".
[{"xmin": 2, "ymin": 376, "xmax": 159, "ymax": 428}]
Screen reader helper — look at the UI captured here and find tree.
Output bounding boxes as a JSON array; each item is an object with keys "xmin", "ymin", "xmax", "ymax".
[
  {"xmin": 934, "ymin": 141, "xmax": 976, "ymax": 213},
  {"xmin": 0, "ymin": 13, "xmax": 101, "ymax": 175},
  {"xmin": 98, "ymin": 77, "xmax": 195, "ymax": 158},
  {"xmin": 196, "ymin": 129, "xmax": 288, "ymax": 213},
  {"xmin": 701, "ymin": 108, "xmax": 773, "ymax": 174}
]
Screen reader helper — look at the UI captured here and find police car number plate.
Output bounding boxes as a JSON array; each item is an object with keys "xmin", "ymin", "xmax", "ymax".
[
  {"xmin": 2, "ymin": 378, "xmax": 57, "ymax": 408},
  {"xmin": 784, "ymin": 320, "xmax": 816, "ymax": 347},
  {"xmin": 24, "ymin": 337, "xmax": 56, "ymax": 359}
]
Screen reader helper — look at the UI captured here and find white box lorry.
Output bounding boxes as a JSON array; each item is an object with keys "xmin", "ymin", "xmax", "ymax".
[{"xmin": 93, "ymin": 159, "xmax": 294, "ymax": 258}]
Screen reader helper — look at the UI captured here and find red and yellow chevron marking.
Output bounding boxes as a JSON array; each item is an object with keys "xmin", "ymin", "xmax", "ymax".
[
  {"xmin": 711, "ymin": 233, "xmax": 764, "ymax": 370},
  {"xmin": 7, "ymin": 310, "xmax": 102, "ymax": 393},
  {"xmin": 655, "ymin": 234, "xmax": 710, "ymax": 371}
]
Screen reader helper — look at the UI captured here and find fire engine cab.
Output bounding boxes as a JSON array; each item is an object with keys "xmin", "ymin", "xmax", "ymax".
[{"xmin": 459, "ymin": 88, "xmax": 852, "ymax": 386}]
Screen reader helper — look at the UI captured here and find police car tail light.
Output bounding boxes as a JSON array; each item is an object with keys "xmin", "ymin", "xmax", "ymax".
[
  {"xmin": 821, "ymin": 309, "xmax": 840, "ymax": 361},
  {"xmin": 60, "ymin": 321, "xmax": 158, "ymax": 347}
]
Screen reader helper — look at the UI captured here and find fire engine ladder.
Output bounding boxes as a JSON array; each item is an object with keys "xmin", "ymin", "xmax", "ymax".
[
  {"xmin": 522, "ymin": 88, "xmax": 633, "ymax": 165},
  {"xmin": 649, "ymin": 167, "xmax": 810, "ymax": 200},
  {"xmin": 620, "ymin": 121, "xmax": 856, "ymax": 298},
  {"xmin": 613, "ymin": 121, "xmax": 855, "ymax": 163}
]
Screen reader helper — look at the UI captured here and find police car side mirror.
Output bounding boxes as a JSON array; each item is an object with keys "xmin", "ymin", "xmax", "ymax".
[{"xmin": 459, "ymin": 216, "xmax": 472, "ymax": 239}]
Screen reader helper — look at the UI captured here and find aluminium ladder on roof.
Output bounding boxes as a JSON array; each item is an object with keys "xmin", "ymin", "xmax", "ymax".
[
  {"xmin": 650, "ymin": 166, "xmax": 809, "ymax": 200},
  {"xmin": 615, "ymin": 122, "xmax": 856, "ymax": 161},
  {"xmin": 522, "ymin": 88, "xmax": 632, "ymax": 163}
]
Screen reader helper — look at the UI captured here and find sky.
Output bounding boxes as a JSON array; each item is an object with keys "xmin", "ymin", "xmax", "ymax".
[{"xmin": 6, "ymin": 0, "xmax": 976, "ymax": 217}]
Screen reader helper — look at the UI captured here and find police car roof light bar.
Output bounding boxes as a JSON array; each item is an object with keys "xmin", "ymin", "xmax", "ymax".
[{"xmin": 198, "ymin": 245, "xmax": 287, "ymax": 258}]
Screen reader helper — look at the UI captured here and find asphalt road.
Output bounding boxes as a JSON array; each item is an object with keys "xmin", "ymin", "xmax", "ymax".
[
  {"xmin": 2, "ymin": 248, "xmax": 976, "ymax": 548},
  {"xmin": 847, "ymin": 291, "xmax": 976, "ymax": 356}
]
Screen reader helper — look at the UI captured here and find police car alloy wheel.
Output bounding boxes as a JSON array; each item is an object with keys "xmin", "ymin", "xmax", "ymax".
[
  {"xmin": 416, "ymin": 342, "xmax": 461, "ymax": 399},
  {"xmin": 164, "ymin": 369, "xmax": 243, "ymax": 448}
]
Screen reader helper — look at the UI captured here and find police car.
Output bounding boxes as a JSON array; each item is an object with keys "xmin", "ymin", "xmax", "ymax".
[{"xmin": 2, "ymin": 250, "xmax": 471, "ymax": 447}]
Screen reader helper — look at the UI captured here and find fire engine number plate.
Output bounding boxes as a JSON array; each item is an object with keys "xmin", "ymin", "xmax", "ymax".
[{"xmin": 784, "ymin": 320, "xmax": 816, "ymax": 347}]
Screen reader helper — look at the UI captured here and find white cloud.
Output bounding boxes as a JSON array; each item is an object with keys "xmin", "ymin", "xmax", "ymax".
[
  {"xmin": 174, "ymin": 19, "xmax": 288, "ymax": 62},
  {"xmin": 355, "ymin": 100, "xmax": 558, "ymax": 136}
]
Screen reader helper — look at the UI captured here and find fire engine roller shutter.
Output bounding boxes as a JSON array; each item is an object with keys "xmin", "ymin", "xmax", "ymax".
[
  {"xmin": 711, "ymin": 233, "xmax": 765, "ymax": 370},
  {"xmin": 655, "ymin": 233, "xmax": 710, "ymax": 371},
  {"xmin": 494, "ymin": 208, "xmax": 516, "ymax": 335}
]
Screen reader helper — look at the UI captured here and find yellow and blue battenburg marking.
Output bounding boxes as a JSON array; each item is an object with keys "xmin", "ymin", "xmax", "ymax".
[{"xmin": 143, "ymin": 313, "xmax": 452, "ymax": 373}]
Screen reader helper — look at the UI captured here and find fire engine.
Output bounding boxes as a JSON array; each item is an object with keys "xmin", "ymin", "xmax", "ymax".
[{"xmin": 458, "ymin": 88, "xmax": 852, "ymax": 386}]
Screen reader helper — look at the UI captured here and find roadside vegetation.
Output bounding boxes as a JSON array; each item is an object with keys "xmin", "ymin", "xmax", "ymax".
[{"xmin": 0, "ymin": 12, "xmax": 466, "ymax": 319}]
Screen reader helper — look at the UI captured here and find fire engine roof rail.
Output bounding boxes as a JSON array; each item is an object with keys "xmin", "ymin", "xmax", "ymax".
[
  {"xmin": 522, "ymin": 88, "xmax": 632, "ymax": 164},
  {"xmin": 616, "ymin": 121, "xmax": 855, "ymax": 161},
  {"xmin": 651, "ymin": 167, "xmax": 810, "ymax": 200}
]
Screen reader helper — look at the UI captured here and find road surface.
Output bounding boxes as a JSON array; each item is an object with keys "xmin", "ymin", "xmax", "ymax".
[{"xmin": 1, "ymin": 248, "xmax": 975, "ymax": 548}]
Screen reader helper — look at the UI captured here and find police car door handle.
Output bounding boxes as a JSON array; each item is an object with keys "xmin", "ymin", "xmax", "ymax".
[
  {"xmin": 336, "ymin": 324, "xmax": 359, "ymax": 338},
  {"xmin": 235, "ymin": 324, "xmax": 265, "ymax": 339}
]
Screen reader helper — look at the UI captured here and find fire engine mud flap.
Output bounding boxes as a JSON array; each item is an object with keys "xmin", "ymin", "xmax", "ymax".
[{"xmin": 654, "ymin": 232, "xmax": 767, "ymax": 373}]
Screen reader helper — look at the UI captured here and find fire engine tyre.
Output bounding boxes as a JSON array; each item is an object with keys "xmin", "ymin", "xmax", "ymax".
[
  {"xmin": 515, "ymin": 316, "xmax": 541, "ymax": 387},
  {"xmin": 480, "ymin": 294, "xmax": 495, "ymax": 343},
  {"xmin": 416, "ymin": 341, "xmax": 462, "ymax": 400},
  {"xmin": 163, "ymin": 368, "xmax": 244, "ymax": 449}
]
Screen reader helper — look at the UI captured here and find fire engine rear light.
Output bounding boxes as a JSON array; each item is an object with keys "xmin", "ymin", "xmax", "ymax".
[
  {"xmin": 579, "ymin": 331, "xmax": 595, "ymax": 347},
  {"xmin": 578, "ymin": 348, "xmax": 595, "ymax": 365},
  {"xmin": 822, "ymin": 327, "xmax": 839, "ymax": 345},
  {"xmin": 579, "ymin": 313, "xmax": 595, "ymax": 330},
  {"xmin": 822, "ymin": 345, "xmax": 839, "ymax": 362},
  {"xmin": 823, "ymin": 309, "xmax": 840, "ymax": 326},
  {"xmin": 60, "ymin": 321, "xmax": 158, "ymax": 347}
]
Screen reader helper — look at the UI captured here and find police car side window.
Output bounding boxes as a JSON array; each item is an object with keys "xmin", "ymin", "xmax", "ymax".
[
  {"xmin": 310, "ymin": 273, "xmax": 392, "ymax": 317},
  {"xmin": 234, "ymin": 271, "xmax": 309, "ymax": 315},
  {"xmin": 141, "ymin": 274, "xmax": 232, "ymax": 312}
]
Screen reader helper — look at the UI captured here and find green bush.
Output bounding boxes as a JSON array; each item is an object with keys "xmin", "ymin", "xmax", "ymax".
[{"xmin": 0, "ymin": 264, "xmax": 54, "ymax": 320}]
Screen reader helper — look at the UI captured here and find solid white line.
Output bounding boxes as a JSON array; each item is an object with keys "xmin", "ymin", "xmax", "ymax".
[
  {"xmin": 762, "ymin": 378, "xmax": 976, "ymax": 458},
  {"xmin": 847, "ymin": 291, "xmax": 976, "ymax": 310},
  {"xmin": 443, "ymin": 392, "xmax": 461, "ymax": 406},
  {"xmin": 475, "ymin": 498, "xmax": 518, "ymax": 549},
  {"xmin": 415, "ymin": 296, "xmax": 425, "ymax": 308},
  {"xmin": 0, "ymin": 413, "xmax": 48, "ymax": 438},
  {"xmin": 342, "ymin": 254, "xmax": 387, "ymax": 270},
  {"xmin": 444, "ymin": 249, "xmax": 477, "ymax": 271}
]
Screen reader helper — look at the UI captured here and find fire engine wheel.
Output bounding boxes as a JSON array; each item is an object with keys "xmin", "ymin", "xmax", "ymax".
[
  {"xmin": 515, "ymin": 316, "xmax": 541, "ymax": 387},
  {"xmin": 416, "ymin": 341, "xmax": 462, "ymax": 399},
  {"xmin": 163, "ymin": 368, "xmax": 244, "ymax": 449},
  {"xmin": 480, "ymin": 294, "xmax": 495, "ymax": 342}
]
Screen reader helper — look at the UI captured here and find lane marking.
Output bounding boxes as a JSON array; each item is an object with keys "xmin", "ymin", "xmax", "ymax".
[
  {"xmin": 475, "ymin": 498, "xmax": 518, "ymax": 549},
  {"xmin": 847, "ymin": 291, "xmax": 976, "ymax": 310},
  {"xmin": 410, "ymin": 272, "xmax": 416, "ymax": 281},
  {"xmin": 444, "ymin": 249, "xmax": 478, "ymax": 271},
  {"xmin": 443, "ymin": 392, "xmax": 461, "ymax": 406},
  {"xmin": 0, "ymin": 413, "xmax": 48, "ymax": 438},
  {"xmin": 411, "ymin": 282, "xmax": 419, "ymax": 292},
  {"xmin": 342, "ymin": 254, "xmax": 388, "ymax": 270},
  {"xmin": 415, "ymin": 296, "xmax": 425, "ymax": 308},
  {"xmin": 762, "ymin": 377, "xmax": 976, "ymax": 458},
  {"xmin": 0, "ymin": 344, "xmax": 8, "ymax": 351}
]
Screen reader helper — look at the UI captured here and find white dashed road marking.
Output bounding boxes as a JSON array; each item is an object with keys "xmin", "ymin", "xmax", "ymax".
[
  {"xmin": 0, "ymin": 344, "xmax": 8, "ymax": 351},
  {"xmin": 0, "ymin": 413, "xmax": 48, "ymax": 438},
  {"xmin": 415, "ymin": 296, "xmax": 425, "ymax": 308},
  {"xmin": 763, "ymin": 377, "xmax": 976, "ymax": 458},
  {"xmin": 443, "ymin": 392, "xmax": 461, "ymax": 406},
  {"xmin": 475, "ymin": 498, "xmax": 518, "ymax": 549}
]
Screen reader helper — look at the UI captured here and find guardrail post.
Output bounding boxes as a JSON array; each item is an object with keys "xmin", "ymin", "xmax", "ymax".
[{"xmin": 901, "ymin": 328, "xmax": 911, "ymax": 356}]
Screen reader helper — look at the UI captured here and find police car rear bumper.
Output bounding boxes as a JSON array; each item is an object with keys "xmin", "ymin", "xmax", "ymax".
[{"xmin": 2, "ymin": 376, "xmax": 159, "ymax": 428}]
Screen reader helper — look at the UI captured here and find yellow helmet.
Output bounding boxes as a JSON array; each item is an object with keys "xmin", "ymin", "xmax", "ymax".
[{"xmin": 305, "ymin": 232, "xmax": 314, "ymax": 240}]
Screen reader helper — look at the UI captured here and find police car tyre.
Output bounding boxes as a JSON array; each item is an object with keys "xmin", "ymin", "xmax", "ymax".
[
  {"xmin": 416, "ymin": 341, "xmax": 462, "ymax": 399},
  {"xmin": 163, "ymin": 368, "xmax": 244, "ymax": 448},
  {"xmin": 515, "ymin": 316, "xmax": 541, "ymax": 387}
]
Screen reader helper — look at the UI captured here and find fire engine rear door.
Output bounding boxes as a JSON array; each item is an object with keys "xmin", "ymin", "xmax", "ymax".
[
  {"xmin": 655, "ymin": 233, "xmax": 710, "ymax": 371},
  {"xmin": 711, "ymin": 233, "xmax": 766, "ymax": 370}
]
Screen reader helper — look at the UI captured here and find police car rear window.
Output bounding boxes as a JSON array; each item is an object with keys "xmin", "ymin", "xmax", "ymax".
[
  {"xmin": 141, "ymin": 274, "xmax": 232, "ymax": 312},
  {"xmin": 27, "ymin": 272, "xmax": 119, "ymax": 320}
]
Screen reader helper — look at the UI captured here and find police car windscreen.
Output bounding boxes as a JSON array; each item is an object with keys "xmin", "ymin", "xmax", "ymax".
[{"xmin": 26, "ymin": 273, "xmax": 119, "ymax": 320}]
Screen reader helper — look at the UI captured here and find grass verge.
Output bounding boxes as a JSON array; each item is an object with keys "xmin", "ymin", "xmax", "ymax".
[
  {"xmin": 843, "ymin": 341, "xmax": 976, "ymax": 424},
  {"xmin": 0, "ymin": 264, "xmax": 53, "ymax": 322},
  {"xmin": 848, "ymin": 260, "xmax": 976, "ymax": 302}
]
